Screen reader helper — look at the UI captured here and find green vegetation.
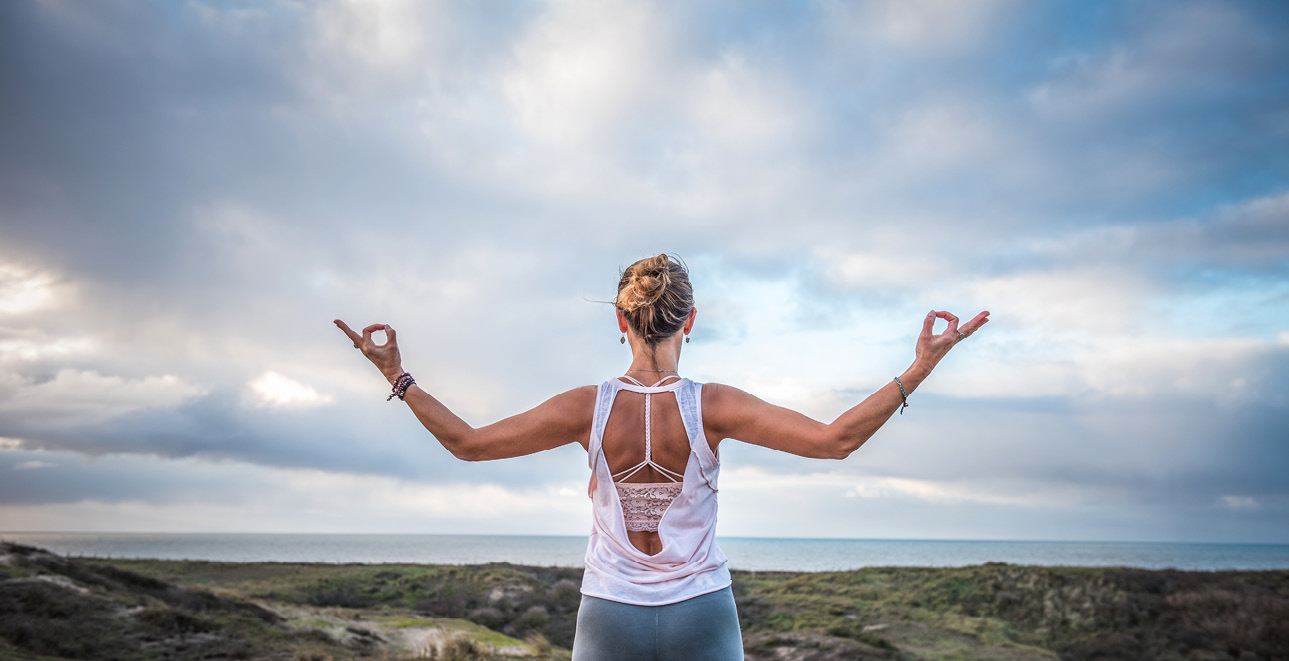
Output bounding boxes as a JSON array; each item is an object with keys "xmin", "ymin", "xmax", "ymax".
[
  {"xmin": 0, "ymin": 543, "xmax": 565, "ymax": 660},
  {"xmin": 3, "ymin": 543, "xmax": 1287, "ymax": 660},
  {"xmin": 734, "ymin": 563, "xmax": 1289, "ymax": 659},
  {"xmin": 83, "ymin": 556, "xmax": 584, "ymax": 652}
]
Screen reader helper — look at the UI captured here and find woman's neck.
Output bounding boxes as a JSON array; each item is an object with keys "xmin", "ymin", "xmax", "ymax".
[{"xmin": 626, "ymin": 339, "xmax": 682, "ymax": 374}]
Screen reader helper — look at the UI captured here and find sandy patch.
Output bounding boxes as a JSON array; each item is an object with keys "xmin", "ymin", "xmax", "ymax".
[{"xmin": 5, "ymin": 574, "xmax": 90, "ymax": 594}]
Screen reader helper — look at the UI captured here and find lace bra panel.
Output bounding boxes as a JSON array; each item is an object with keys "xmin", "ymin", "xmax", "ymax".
[{"xmin": 616, "ymin": 481, "xmax": 683, "ymax": 532}]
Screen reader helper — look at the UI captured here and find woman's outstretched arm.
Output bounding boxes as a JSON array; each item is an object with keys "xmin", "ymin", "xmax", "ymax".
[
  {"xmin": 702, "ymin": 309, "xmax": 989, "ymax": 460},
  {"xmin": 334, "ymin": 320, "xmax": 595, "ymax": 461}
]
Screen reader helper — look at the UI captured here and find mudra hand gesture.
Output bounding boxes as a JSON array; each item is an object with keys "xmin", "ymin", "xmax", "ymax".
[
  {"xmin": 334, "ymin": 319, "xmax": 404, "ymax": 383},
  {"xmin": 915, "ymin": 309, "xmax": 990, "ymax": 372}
]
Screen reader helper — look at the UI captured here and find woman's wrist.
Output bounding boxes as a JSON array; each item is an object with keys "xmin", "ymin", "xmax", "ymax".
[
  {"xmin": 382, "ymin": 366, "xmax": 407, "ymax": 385},
  {"xmin": 906, "ymin": 359, "xmax": 934, "ymax": 381}
]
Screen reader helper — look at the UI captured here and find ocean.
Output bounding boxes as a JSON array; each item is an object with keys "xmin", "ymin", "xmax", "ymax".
[{"xmin": 3, "ymin": 533, "xmax": 1287, "ymax": 571}]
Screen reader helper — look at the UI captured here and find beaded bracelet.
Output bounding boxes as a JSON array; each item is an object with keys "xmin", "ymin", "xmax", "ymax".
[
  {"xmin": 387, "ymin": 372, "xmax": 416, "ymax": 401},
  {"xmin": 893, "ymin": 376, "xmax": 909, "ymax": 415}
]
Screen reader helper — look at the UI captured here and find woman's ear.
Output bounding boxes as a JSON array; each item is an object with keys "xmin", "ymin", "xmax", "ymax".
[
  {"xmin": 616, "ymin": 308, "xmax": 630, "ymax": 333},
  {"xmin": 683, "ymin": 307, "xmax": 697, "ymax": 334}
]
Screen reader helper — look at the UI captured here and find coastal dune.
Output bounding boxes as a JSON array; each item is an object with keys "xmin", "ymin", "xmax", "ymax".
[{"xmin": 2, "ymin": 542, "xmax": 1286, "ymax": 660}]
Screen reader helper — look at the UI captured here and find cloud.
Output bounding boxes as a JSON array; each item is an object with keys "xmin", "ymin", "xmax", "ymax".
[
  {"xmin": 821, "ymin": 0, "xmax": 1015, "ymax": 55},
  {"xmin": 0, "ymin": 369, "xmax": 208, "ymax": 426},
  {"xmin": 0, "ymin": 0, "xmax": 1285, "ymax": 543},
  {"xmin": 1220, "ymin": 495, "xmax": 1259, "ymax": 510},
  {"xmin": 1017, "ymin": 191, "xmax": 1289, "ymax": 276},
  {"xmin": 1028, "ymin": 3, "xmax": 1282, "ymax": 121},
  {"xmin": 689, "ymin": 51, "xmax": 804, "ymax": 151},
  {"xmin": 0, "ymin": 328, "xmax": 95, "ymax": 363},
  {"xmin": 0, "ymin": 262, "xmax": 75, "ymax": 315},
  {"xmin": 723, "ymin": 466, "xmax": 1034, "ymax": 507},
  {"xmin": 311, "ymin": 0, "xmax": 428, "ymax": 71},
  {"xmin": 502, "ymin": 0, "xmax": 664, "ymax": 148},
  {"xmin": 0, "ymin": 447, "xmax": 590, "ymax": 534},
  {"xmin": 245, "ymin": 371, "xmax": 334, "ymax": 409}
]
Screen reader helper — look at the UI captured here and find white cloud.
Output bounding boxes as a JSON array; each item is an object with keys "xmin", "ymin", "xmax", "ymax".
[
  {"xmin": 246, "ymin": 371, "xmax": 335, "ymax": 409},
  {"xmin": 843, "ymin": 475, "xmax": 1031, "ymax": 506},
  {"xmin": 0, "ymin": 262, "xmax": 75, "ymax": 315},
  {"xmin": 1220, "ymin": 495, "xmax": 1259, "ymax": 510},
  {"xmin": 934, "ymin": 335, "xmax": 1283, "ymax": 402},
  {"xmin": 722, "ymin": 466, "xmax": 1034, "ymax": 507},
  {"xmin": 0, "ymin": 449, "xmax": 591, "ymax": 534},
  {"xmin": 818, "ymin": 247, "xmax": 953, "ymax": 289},
  {"xmin": 822, "ymin": 0, "xmax": 1014, "ymax": 54},
  {"xmin": 0, "ymin": 369, "xmax": 208, "ymax": 426},
  {"xmin": 502, "ymin": 0, "xmax": 663, "ymax": 148},
  {"xmin": 278, "ymin": 469, "xmax": 587, "ymax": 524},
  {"xmin": 689, "ymin": 51, "xmax": 802, "ymax": 150},
  {"xmin": 311, "ymin": 0, "xmax": 428, "ymax": 70},
  {"xmin": 881, "ymin": 102, "xmax": 1005, "ymax": 173},
  {"xmin": 964, "ymin": 266, "xmax": 1151, "ymax": 337},
  {"xmin": 0, "ymin": 329, "xmax": 95, "ymax": 362}
]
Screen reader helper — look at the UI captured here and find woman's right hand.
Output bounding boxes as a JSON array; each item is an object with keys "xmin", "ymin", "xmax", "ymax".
[
  {"xmin": 334, "ymin": 319, "xmax": 405, "ymax": 383},
  {"xmin": 914, "ymin": 309, "xmax": 989, "ymax": 373}
]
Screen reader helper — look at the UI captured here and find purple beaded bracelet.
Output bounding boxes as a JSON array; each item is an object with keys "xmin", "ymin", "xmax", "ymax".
[{"xmin": 387, "ymin": 372, "xmax": 415, "ymax": 401}]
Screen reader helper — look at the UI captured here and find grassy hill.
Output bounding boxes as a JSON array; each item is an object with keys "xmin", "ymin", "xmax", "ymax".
[{"xmin": 2, "ymin": 542, "xmax": 1287, "ymax": 660}]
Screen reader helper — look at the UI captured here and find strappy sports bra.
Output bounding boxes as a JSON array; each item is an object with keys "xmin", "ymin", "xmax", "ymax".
[{"xmin": 612, "ymin": 374, "xmax": 684, "ymax": 533}]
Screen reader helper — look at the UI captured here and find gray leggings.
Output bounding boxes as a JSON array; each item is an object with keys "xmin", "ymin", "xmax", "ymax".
[{"xmin": 571, "ymin": 586, "xmax": 744, "ymax": 660}]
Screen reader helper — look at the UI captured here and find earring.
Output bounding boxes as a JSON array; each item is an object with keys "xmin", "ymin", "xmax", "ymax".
[
  {"xmin": 685, "ymin": 335, "xmax": 691, "ymax": 344},
  {"xmin": 620, "ymin": 335, "xmax": 626, "ymax": 344}
]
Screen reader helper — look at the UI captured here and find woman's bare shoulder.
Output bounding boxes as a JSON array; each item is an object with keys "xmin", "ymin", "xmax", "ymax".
[
  {"xmin": 700, "ymin": 381, "xmax": 748, "ymax": 400},
  {"xmin": 560, "ymin": 384, "xmax": 599, "ymax": 404},
  {"xmin": 547, "ymin": 384, "xmax": 598, "ymax": 414},
  {"xmin": 698, "ymin": 382, "xmax": 754, "ymax": 421}
]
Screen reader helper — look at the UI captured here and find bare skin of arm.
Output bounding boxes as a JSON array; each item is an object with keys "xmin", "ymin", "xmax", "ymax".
[{"xmin": 333, "ymin": 308, "xmax": 988, "ymax": 463}]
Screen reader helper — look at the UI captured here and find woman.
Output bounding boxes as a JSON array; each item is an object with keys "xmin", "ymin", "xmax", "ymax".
[{"xmin": 334, "ymin": 254, "xmax": 989, "ymax": 660}]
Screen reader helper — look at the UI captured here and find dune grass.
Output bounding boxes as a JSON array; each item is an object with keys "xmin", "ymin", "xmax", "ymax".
[{"xmin": 4, "ymin": 542, "xmax": 1287, "ymax": 660}]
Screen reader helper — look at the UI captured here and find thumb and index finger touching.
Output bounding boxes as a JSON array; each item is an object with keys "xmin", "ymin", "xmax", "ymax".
[
  {"xmin": 922, "ymin": 310, "xmax": 991, "ymax": 338},
  {"xmin": 333, "ymin": 319, "xmax": 396, "ymax": 347},
  {"xmin": 921, "ymin": 310, "xmax": 938, "ymax": 337},
  {"xmin": 922, "ymin": 310, "xmax": 961, "ymax": 337}
]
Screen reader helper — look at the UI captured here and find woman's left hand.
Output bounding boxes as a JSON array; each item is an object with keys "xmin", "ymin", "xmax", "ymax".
[
  {"xmin": 334, "ymin": 319, "xmax": 404, "ymax": 383},
  {"xmin": 913, "ymin": 309, "xmax": 989, "ymax": 373}
]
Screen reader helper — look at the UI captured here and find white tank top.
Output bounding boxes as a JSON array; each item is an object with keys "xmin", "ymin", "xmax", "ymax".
[{"xmin": 581, "ymin": 376, "xmax": 732, "ymax": 606}]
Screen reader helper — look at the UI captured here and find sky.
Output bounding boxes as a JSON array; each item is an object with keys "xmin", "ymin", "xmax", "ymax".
[{"xmin": 1, "ymin": 0, "xmax": 1287, "ymax": 544}]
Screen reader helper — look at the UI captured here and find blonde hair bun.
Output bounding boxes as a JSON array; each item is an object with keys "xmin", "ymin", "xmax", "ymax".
[{"xmin": 616, "ymin": 254, "xmax": 693, "ymax": 343}]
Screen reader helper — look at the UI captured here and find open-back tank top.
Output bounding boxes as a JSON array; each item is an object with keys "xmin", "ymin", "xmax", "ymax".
[
  {"xmin": 612, "ymin": 375, "xmax": 685, "ymax": 532},
  {"xmin": 581, "ymin": 376, "xmax": 731, "ymax": 606}
]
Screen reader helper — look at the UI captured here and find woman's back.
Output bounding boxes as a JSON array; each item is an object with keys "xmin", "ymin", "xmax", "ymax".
[
  {"xmin": 602, "ymin": 376, "xmax": 701, "ymax": 555},
  {"xmin": 602, "ymin": 387, "xmax": 690, "ymax": 482},
  {"xmin": 582, "ymin": 377, "xmax": 730, "ymax": 606}
]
